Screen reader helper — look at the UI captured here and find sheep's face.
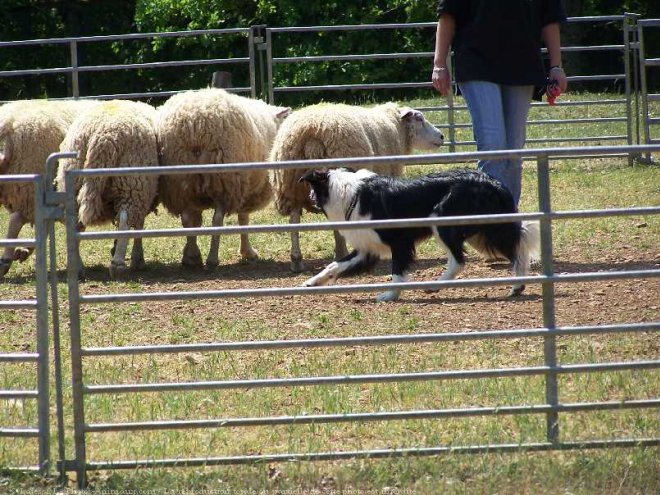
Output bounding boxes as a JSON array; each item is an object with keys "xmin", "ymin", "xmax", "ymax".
[{"xmin": 400, "ymin": 108, "xmax": 444, "ymax": 150}]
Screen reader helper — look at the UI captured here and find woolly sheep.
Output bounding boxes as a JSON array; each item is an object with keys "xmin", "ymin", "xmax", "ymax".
[
  {"xmin": 56, "ymin": 100, "xmax": 159, "ymax": 279},
  {"xmin": 270, "ymin": 102, "xmax": 445, "ymax": 272},
  {"xmin": 156, "ymin": 87, "xmax": 291, "ymax": 268},
  {"xmin": 0, "ymin": 99, "xmax": 98, "ymax": 278}
]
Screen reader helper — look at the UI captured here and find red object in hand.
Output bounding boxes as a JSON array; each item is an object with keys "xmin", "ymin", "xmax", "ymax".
[{"xmin": 547, "ymin": 80, "xmax": 561, "ymax": 105}]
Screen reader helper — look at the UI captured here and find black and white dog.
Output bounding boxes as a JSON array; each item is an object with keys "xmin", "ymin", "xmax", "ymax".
[{"xmin": 300, "ymin": 168, "xmax": 540, "ymax": 302}]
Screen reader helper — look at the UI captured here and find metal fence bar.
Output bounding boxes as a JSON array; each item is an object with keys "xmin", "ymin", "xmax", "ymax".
[
  {"xmin": 63, "ymin": 171, "xmax": 87, "ymax": 487},
  {"xmin": 86, "ymin": 399, "xmax": 660, "ymax": 433},
  {"xmin": 31, "ymin": 177, "xmax": 51, "ymax": 474},
  {"xmin": 84, "ymin": 438, "xmax": 659, "ymax": 471},
  {"xmin": 81, "ymin": 322, "xmax": 660, "ymax": 357},
  {"xmin": 537, "ymin": 155, "xmax": 560, "ymax": 444},
  {"xmin": 84, "ymin": 360, "xmax": 660, "ymax": 395}
]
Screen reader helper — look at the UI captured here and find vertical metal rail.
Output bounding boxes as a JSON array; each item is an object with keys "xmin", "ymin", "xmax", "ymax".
[
  {"xmin": 265, "ymin": 28, "xmax": 275, "ymax": 104},
  {"xmin": 45, "ymin": 153, "xmax": 70, "ymax": 482},
  {"xmin": 248, "ymin": 27, "xmax": 257, "ymax": 99},
  {"xmin": 32, "ymin": 177, "xmax": 51, "ymax": 474},
  {"xmin": 69, "ymin": 40, "xmax": 79, "ymax": 98},
  {"xmin": 637, "ymin": 21, "xmax": 651, "ymax": 162},
  {"xmin": 64, "ymin": 172, "xmax": 87, "ymax": 488},
  {"xmin": 537, "ymin": 154, "xmax": 560, "ymax": 443},
  {"xmin": 446, "ymin": 54, "xmax": 456, "ymax": 153},
  {"xmin": 623, "ymin": 14, "xmax": 635, "ymax": 165}
]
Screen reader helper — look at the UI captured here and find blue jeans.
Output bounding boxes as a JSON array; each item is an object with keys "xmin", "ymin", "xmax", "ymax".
[{"xmin": 458, "ymin": 81, "xmax": 534, "ymax": 206}]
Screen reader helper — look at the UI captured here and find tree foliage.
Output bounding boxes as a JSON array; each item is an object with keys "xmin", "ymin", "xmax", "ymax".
[{"xmin": 0, "ymin": 0, "xmax": 657, "ymax": 101}]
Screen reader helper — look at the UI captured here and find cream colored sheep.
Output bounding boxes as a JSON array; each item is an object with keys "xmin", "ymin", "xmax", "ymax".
[
  {"xmin": 56, "ymin": 100, "xmax": 159, "ymax": 279},
  {"xmin": 157, "ymin": 87, "xmax": 290, "ymax": 268},
  {"xmin": 0, "ymin": 99, "xmax": 98, "ymax": 278},
  {"xmin": 270, "ymin": 102, "xmax": 445, "ymax": 272}
]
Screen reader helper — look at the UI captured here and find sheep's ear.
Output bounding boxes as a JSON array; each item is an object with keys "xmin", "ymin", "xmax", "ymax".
[
  {"xmin": 399, "ymin": 107, "xmax": 415, "ymax": 120},
  {"xmin": 299, "ymin": 168, "xmax": 329, "ymax": 184},
  {"xmin": 276, "ymin": 107, "xmax": 292, "ymax": 119}
]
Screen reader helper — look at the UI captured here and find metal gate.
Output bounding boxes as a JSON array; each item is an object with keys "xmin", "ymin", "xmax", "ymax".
[
  {"xmin": 0, "ymin": 174, "xmax": 50, "ymax": 474},
  {"xmin": 638, "ymin": 18, "xmax": 660, "ymax": 162},
  {"xmin": 56, "ymin": 144, "xmax": 660, "ymax": 488}
]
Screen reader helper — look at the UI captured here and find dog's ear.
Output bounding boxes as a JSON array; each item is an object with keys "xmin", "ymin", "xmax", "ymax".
[{"xmin": 298, "ymin": 168, "xmax": 329, "ymax": 184}]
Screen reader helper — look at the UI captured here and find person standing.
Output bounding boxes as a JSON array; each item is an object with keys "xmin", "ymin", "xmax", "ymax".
[{"xmin": 432, "ymin": 0, "xmax": 568, "ymax": 206}]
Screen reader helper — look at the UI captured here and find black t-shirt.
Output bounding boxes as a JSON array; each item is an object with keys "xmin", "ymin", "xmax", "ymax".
[{"xmin": 437, "ymin": 0, "xmax": 567, "ymax": 86}]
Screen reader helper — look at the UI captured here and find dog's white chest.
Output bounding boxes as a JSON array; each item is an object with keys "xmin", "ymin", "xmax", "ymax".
[{"xmin": 340, "ymin": 226, "xmax": 392, "ymax": 258}]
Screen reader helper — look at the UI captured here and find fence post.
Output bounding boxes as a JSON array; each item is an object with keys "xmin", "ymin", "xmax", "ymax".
[
  {"xmin": 32, "ymin": 176, "xmax": 50, "ymax": 475},
  {"xmin": 250, "ymin": 25, "xmax": 268, "ymax": 101},
  {"xmin": 265, "ymin": 28, "xmax": 274, "ymax": 105},
  {"xmin": 44, "ymin": 153, "xmax": 71, "ymax": 483},
  {"xmin": 64, "ymin": 170, "xmax": 87, "ymax": 488},
  {"xmin": 69, "ymin": 40, "xmax": 80, "ymax": 98},
  {"xmin": 537, "ymin": 154, "xmax": 559, "ymax": 444},
  {"xmin": 623, "ymin": 13, "xmax": 637, "ymax": 166}
]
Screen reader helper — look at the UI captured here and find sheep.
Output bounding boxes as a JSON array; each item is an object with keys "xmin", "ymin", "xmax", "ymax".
[
  {"xmin": 56, "ymin": 100, "xmax": 159, "ymax": 279},
  {"xmin": 270, "ymin": 102, "xmax": 445, "ymax": 272},
  {"xmin": 0, "ymin": 99, "xmax": 98, "ymax": 278},
  {"xmin": 156, "ymin": 87, "xmax": 291, "ymax": 268}
]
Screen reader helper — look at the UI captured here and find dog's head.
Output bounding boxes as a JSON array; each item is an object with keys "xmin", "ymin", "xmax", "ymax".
[
  {"xmin": 299, "ymin": 168, "xmax": 334, "ymax": 215},
  {"xmin": 299, "ymin": 167, "xmax": 371, "ymax": 220}
]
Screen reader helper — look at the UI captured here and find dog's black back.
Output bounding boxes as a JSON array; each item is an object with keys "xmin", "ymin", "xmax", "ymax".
[{"xmin": 354, "ymin": 169, "xmax": 520, "ymax": 265}]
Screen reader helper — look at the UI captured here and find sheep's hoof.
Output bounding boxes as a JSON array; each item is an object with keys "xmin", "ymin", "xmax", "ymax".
[
  {"xmin": 240, "ymin": 248, "xmax": 259, "ymax": 261},
  {"xmin": 14, "ymin": 248, "xmax": 31, "ymax": 262},
  {"xmin": 130, "ymin": 257, "xmax": 146, "ymax": 271},
  {"xmin": 376, "ymin": 290, "xmax": 401, "ymax": 303},
  {"xmin": 0, "ymin": 258, "xmax": 11, "ymax": 278},
  {"xmin": 509, "ymin": 285, "xmax": 525, "ymax": 297},
  {"xmin": 182, "ymin": 245, "xmax": 203, "ymax": 268},
  {"xmin": 290, "ymin": 256, "xmax": 305, "ymax": 273},
  {"xmin": 109, "ymin": 262, "xmax": 128, "ymax": 280}
]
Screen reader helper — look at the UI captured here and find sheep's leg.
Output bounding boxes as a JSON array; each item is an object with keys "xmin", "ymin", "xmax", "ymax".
[
  {"xmin": 205, "ymin": 207, "xmax": 224, "ymax": 269},
  {"xmin": 290, "ymin": 209, "xmax": 304, "ymax": 273},
  {"xmin": 238, "ymin": 212, "xmax": 259, "ymax": 261},
  {"xmin": 0, "ymin": 211, "xmax": 26, "ymax": 278},
  {"xmin": 181, "ymin": 209, "xmax": 203, "ymax": 268},
  {"xmin": 333, "ymin": 230, "xmax": 349, "ymax": 260},
  {"xmin": 130, "ymin": 217, "xmax": 146, "ymax": 271},
  {"xmin": 109, "ymin": 210, "xmax": 129, "ymax": 280}
]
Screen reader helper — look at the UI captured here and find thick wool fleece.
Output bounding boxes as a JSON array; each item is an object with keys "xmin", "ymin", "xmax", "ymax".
[
  {"xmin": 0, "ymin": 99, "xmax": 98, "ymax": 222},
  {"xmin": 56, "ymin": 100, "xmax": 159, "ymax": 227},
  {"xmin": 270, "ymin": 102, "xmax": 411, "ymax": 216},
  {"xmin": 157, "ymin": 88, "xmax": 285, "ymax": 217}
]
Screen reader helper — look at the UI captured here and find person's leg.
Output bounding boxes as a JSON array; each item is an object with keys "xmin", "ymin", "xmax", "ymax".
[
  {"xmin": 500, "ymin": 85, "xmax": 534, "ymax": 205},
  {"xmin": 458, "ymin": 80, "xmax": 510, "ymax": 189}
]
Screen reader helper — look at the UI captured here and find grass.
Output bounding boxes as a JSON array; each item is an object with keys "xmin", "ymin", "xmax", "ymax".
[{"xmin": 0, "ymin": 91, "xmax": 658, "ymax": 494}]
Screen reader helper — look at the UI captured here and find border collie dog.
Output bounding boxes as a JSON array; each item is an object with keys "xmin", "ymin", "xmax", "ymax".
[{"xmin": 300, "ymin": 168, "xmax": 540, "ymax": 302}]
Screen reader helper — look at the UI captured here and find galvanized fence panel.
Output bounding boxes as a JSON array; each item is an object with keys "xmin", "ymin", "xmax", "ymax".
[
  {"xmin": 58, "ymin": 144, "xmax": 660, "ymax": 488},
  {"xmin": 638, "ymin": 18, "xmax": 660, "ymax": 162},
  {"xmin": 0, "ymin": 27, "xmax": 257, "ymax": 102},
  {"xmin": 0, "ymin": 174, "xmax": 50, "ymax": 474},
  {"xmin": 265, "ymin": 15, "xmax": 641, "ymax": 158}
]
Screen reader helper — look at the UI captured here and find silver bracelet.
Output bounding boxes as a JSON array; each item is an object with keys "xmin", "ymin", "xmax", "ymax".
[{"xmin": 432, "ymin": 67, "xmax": 448, "ymax": 73}]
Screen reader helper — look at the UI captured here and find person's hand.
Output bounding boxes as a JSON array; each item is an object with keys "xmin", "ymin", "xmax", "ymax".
[
  {"xmin": 431, "ymin": 66, "xmax": 451, "ymax": 96},
  {"xmin": 548, "ymin": 66, "xmax": 568, "ymax": 93}
]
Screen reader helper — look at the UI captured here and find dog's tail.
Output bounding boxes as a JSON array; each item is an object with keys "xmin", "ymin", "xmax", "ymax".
[{"xmin": 519, "ymin": 221, "xmax": 541, "ymax": 263}]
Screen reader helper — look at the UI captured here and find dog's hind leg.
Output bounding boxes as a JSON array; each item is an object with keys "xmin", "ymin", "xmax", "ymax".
[
  {"xmin": 302, "ymin": 250, "xmax": 378, "ymax": 287},
  {"xmin": 430, "ymin": 221, "xmax": 466, "ymax": 285}
]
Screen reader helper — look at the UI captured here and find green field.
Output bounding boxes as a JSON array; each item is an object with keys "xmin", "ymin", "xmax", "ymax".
[{"xmin": 0, "ymin": 92, "xmax": 659, "ymax": 494}]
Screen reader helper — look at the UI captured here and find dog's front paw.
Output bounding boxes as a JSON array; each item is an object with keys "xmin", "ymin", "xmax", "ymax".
[
  {"xmin": 376, "ymin": 290, "xmax": 401, "ymax": 303},
  {"xmin": 301, "ymin": 277, "xmax": 317, "ymax": 287}
]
